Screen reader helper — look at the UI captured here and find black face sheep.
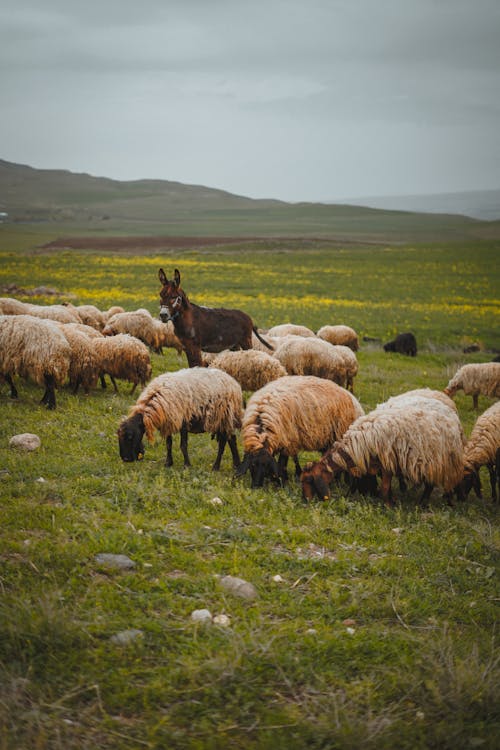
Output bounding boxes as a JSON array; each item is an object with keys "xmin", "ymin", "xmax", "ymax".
[
  {"xmin": 383, "ymin": 332, "xmax": 417, "ymax": 356},
  {"xmin": 317, "ymin": 325, "xmax": 359, "ymax": 352},
  {"xmin": 300, "ymin": 396, "xmax": 464, "ymax": 505},
  {"xmin": 444, "ymin": 362, "xmax": 500, "ymax": 409},
  {"xmin": 459, "ymin": 401, "xmax": 500, "ymax": 501},
  {"xmin": 236, "ymin": 375, "xmax": 364, "ymax": 488},
  {"xmin": 117, "ymin": 367, "xmax": 244, "ymax": 470},
  {"xmin": 0, "ymin": 314, "xmax": 71, "ymax": 409}
]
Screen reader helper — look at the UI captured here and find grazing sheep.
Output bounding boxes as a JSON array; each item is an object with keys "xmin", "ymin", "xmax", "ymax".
[
  {"xmin": 317, "ymin": 325, "xmax": 359, "ymax": 352},
  {"xmin": 380, "ymin": 388, "xmax": 460, "ymax": 415},
  {"xmin": 0, "ymin": 314, "xmax": 71, "ymax": 409},
  {"xmin": 92, "ymin": 334, "xmax": 152, "ymax": 395},
  {"xmin": 300, "ymin": 396, "xmax": 464, "ymax": 505},
  {"xmin": 118, "ymin": 367, "xmax": 243, "ymax": 470},
  {"xmin": 251, "ymin": 331, "xmax": 280, "ymax": 352},
  {"xmin": 59, "ymin": 322, "xmax": 105, "ymax": 340},
  {"xmin": 266, "ymin": 323, "xmax": 317, "ymax": 338},
  {"xmin": 383, "ymin": 332, "xmax": 417, "ymax": 356},
  {"xmin": 24, "ymin": 303, "xmax": 82, "ymax": 324},
  {"xmin": 272, "ymin": 336, "xmax": 355, "ymax": 389},
  {"xmin": 444, "ymin": 362, "xmax": 500, "ymax": 409},
  {"xmin": 236, "ymin": 376, "xmax": 364, "ymax": 488},
  {"xmin": 201, "ymin": 349, "xmax": 287, "ymax": 392},
  {"xmin": 459, "ymin": 401, "xmax": 500, "ymax": 501}
]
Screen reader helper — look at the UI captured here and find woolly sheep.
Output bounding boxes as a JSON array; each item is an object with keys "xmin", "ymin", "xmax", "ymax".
[
  {"xmin": 460, "ymin": 401, "xmax": 500, "ymax": 501},
  {"xmin": 92, "ymin": 334, "xmax": 152, "ymax": 395},
  {"xmin": 0, "ymin": 314, "xmax": 71, "ymax": 409},
  {"xmin": 379, "ymin": 388, "xmax": 460, "ymax": 415},
  {"xmin": 201, "ymin": 349, "xmax": 287, "ymax": 392},
  {"xmin": 317, "ymin": 325, "xmax": 359, "ymax": 352},
  {"xmin": 118, "ymin": 367, "xmax": 243, "ymax": 470},
  {"xmin": 56, "ymin": 324, "xmax": 100, "ymax": 394},
  {"xmin": 383, "ymin": 332, "xmax": 417, "ymax": 356},
  {"xmin": 102, "ymin": 305, "xmax": 125, "ymax": 322},
  {"xmin": 444, "ymin": 362, "xmax": 500, "ymax": 409},
  {"xmin": 0, "ymin": 297, "xmax": 27, "ymax": 315},
  {"xmin": 300, "ymin": 396, "xmax": 465, "ymax": 505},
  {"xmin": 236, "ymin": 375, "xmax": 364, "ymax": 487},
  {"xmin": 63, "ymin": 303, "xmax": 106, "ymax": 330},
  {"xmin": 24, "ymin": 303, "xmax": 82, "ymax": 324},
  {"xmin": 103, "ymin": 310, "xmax": 183, "ymax": 355},
  {"xmin": 272, "ymin": 336, "xmax": 356, "ymax": 390},
  {"xmin": 266, "ymin": 323, "xmax": 317, "ymax": 338}
]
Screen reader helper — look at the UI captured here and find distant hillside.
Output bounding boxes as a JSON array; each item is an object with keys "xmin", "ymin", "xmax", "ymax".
[
  {"xmin": 1, "ymin": 159, "xmax": 499, "ymax": 241},
  {"xmin": 337, "ymin": 189, "xmax": 500, "ymax": 221}
]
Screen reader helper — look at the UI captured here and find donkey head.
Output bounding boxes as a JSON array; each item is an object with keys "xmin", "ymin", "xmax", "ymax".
[{"xmin": 159, "ymin": 268, "xmax": 185, "ymax": 323}]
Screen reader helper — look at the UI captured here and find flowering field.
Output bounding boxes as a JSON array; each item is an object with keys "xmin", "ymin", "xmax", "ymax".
[{"xmin": 0, "ymin": 231, "xmax": 499, "ymax": 750}]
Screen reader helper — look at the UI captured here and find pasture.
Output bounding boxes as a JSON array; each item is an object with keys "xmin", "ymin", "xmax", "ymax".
[{"xmin": 0, "ymin": 231, "xmax": 499, "ymax": 749}]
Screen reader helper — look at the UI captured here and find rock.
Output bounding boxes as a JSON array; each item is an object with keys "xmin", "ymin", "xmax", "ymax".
[
  {"xmin": 9, "ymin": 433, "xmax": 41, "ymax": 451},
  {"xmin": 272, "ymin": 574, "xmax": 285, "ymax": 583},
  {"xmin": 110, "ymin": 629, "xmax": 144, "ymax": 645},
  {"xmin": 213, "ymin": 614, "xmax": 231, "ymax": 628},
  {"xmin": 208, "ymin": 496, "xmax": 224, "ymax": 506},
  {"xmin": 219, "ymin": 575, "xmax": 258, "ymax": 600},
  {"xmin": 191, "ymin": 609, "xmax": 212, "ymax": 624},
  {"xmin": 94, "ymin": 553, "xmax": 136, "ymax": 570}
]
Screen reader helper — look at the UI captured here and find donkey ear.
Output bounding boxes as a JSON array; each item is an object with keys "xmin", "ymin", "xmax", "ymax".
[
  {"xmin": 174, "ymin": 269, "xmax": 181, "ymax": 287},
  {"xmin": 158, "ymin": 268, "xmax": 168, "ymax": 285}
]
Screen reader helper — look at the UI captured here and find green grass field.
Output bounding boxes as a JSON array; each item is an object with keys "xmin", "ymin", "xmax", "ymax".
[{"xmin": 0, "ymin": 229, "xmax": 499, "ymax": 749}]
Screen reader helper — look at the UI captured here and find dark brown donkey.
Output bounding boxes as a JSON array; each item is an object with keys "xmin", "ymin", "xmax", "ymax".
[{"xmin": 159, "ymin": 268, "xmax": 272, "ymax": 367}]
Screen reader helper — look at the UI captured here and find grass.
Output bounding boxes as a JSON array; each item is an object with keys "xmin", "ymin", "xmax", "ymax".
[{"xmin": 0, "ymin": 231, "xmax": 499, "ymax": 749}]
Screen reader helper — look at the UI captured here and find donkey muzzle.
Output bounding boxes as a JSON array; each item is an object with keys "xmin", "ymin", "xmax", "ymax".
[{"xmin": 159, "ymin": 306, "xmax": 172, "ymax": 323}]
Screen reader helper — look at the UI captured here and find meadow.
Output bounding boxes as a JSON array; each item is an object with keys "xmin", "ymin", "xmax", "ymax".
[{"xmin": 0, "ymin": 230, "xmax": 499, "ymax": 749}]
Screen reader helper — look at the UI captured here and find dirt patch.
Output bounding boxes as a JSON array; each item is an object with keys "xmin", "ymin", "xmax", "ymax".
[{"xmin": 41, "ymin": 236, "xmax": 263, "ymax": 253}]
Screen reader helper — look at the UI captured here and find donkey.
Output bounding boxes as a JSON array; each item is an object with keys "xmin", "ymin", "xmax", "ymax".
[{"xmin": 158, "ymin": 268, "xmax": 272, "ymax": 367}]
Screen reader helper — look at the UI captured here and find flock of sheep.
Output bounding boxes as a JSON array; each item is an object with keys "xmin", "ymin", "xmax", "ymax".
[{"xmin": 1, "ymin": 296, "xmax": 499, "ymax": 505}]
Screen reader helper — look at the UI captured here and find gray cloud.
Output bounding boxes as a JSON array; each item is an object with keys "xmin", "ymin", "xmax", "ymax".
[{"xmin": 1, "ymin": 0, "xmax": 499, "ymax": 200}]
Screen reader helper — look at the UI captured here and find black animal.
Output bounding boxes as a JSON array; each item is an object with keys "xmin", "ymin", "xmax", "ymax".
[
  {"xmin": 383, "ymin": 332, "xmax": 417, "ymax": 356},
  {"xmin": 158, "ymin": 268, "xmax": 272, "ymax": 367}
]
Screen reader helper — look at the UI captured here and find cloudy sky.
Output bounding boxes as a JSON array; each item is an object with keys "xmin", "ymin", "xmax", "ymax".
[{"xmin": 1, "ymin": 0, "xmax": 500, "ymax": 202}]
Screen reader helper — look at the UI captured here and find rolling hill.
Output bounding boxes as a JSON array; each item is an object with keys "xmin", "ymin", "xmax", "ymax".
[{"xmin": 1, "ymin": 159, "xmax": 499, "ymax": 242}]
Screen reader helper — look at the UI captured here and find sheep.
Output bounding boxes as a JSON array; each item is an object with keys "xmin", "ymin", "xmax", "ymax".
[
  {"xmin": 59, "ymin": 322, "xmax": 105, "ymax": 340},
  {"xmin": 317, "ymin": 325, "xmax": 359, "ymax": 352},
  {"xmin": 383, "ymin": 332, "xmax": 417, "ymax": 356},
  {"xmin": 251, "ymin": 331, "xmax": 280, "ymax": 352},
  {"xmin": 236, "ymin": 375, "xmax": 364, "ymax": 488},
  {"xmin": 0, "ymin": 297, "xmax": 28, "ymax": 315},
  {"xmin": 0, "ymin": 314, "xmax": 71, "ymax": 409},
  {"xmin": 56, "ymin": 324, "xmax": 101, "ymax": 394},
  {"xmin": 103, "ymin": 310, "xmax": 183, "ymax": 355},
  {"xmin": 272, "ymin": 336, "xmax": 355, "ymax": 390},
  {"xmin": 117, "ymin": 367, "xmax": 244, "ymax": 470},
  {"xmin": 102, "ymin": 305, "xmax": 125, "ymax": 322},
  {"xmin": 300, "ymin": 396, "xmax": 465, "ymax": 505},
  {"xmin": 380, "ymin": 388, "xmax": 459, "ymax": 415},
  {"xmin": 444, "ymin": 362, "xmax": 500, "ymax": 409},
  {"xmin": 459, "ymin": 401, "xmax": 500, "ymax": 502},
  {"xmin": 92, "ymin": 334, "xmax": 152, "ymax": 395},
  {"xmin": 266, "ymin": 323, "xmax": 317, "ymax": 338},
  {"xmin": 200, "ymin": 348, "xmax": 287, "ymax": 392},
  {"xmin": 24, "ymin": 303, "xmax": 82, "ymax": 324},
  {"xmin": 63, "ymin": 303, "xmax": 106, "ymax": 330}
]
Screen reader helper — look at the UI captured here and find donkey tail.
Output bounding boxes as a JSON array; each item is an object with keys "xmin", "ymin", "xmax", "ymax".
[{"xmin": 253, "ymin": 326, "xmax": 274, "ymax": 351}]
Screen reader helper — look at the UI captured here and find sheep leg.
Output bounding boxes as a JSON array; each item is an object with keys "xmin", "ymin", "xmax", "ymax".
[
  {"xmin": 228, "ymin": 435, "xmax": 241, "ymax": 468},
  {"xmin": 129, "ymin": 382, "xmax": 138, "ymax": 396},
  {"xmin": 292, "ymin": 455, "xmax": 302, "ymax": 481},
  {"xmin": 40, "ymin": 374, "xmax": 56, "ymax": 410},
  {"xmin": 473, "ymin": 393, "xmax": 479, "ymax": 409},
  {"xmin": 380, "ymin": 470, "xmax": 394, "ymax": 507},
  {"xmin": 419, "ymin": 482, "xmax": 434, "ymax": 506},
  {"xmin": 487, "ymin": 464, "xmax": 497, "ymax": 502},
  {"xmin": 110, "ymin": 375, "xmax": 119, "ymax": 393},
  {"xmin": 165, "ymin": 435, "xmax": 173, "ymax": 467},
  {"xmin": 72, "ymin": 376, "xmax": 82, "ymax": 395},
  {"xmin": 277, "ymin": 452, "xmax": 289, "ymax": 484},
  {"xmin": 179, "ymin": 424, "xmax": 191, "ymax": 467},
  {"xmin": 4, "ymin": 373, "xmax": 18, "ymax": 399},
  {"xmin": 398, "ymin": 474, "xmax": 407, "ymax": 493},
  {"xmin": 100, "ymin": 374, "xmax": 107, "ymax": 389},
  {"xmin": 212, "ymin": 433, "xmax": 226, "ymax": 471}
]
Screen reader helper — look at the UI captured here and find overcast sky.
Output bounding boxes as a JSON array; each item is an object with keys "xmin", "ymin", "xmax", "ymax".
[{"xmin": 1, "ymin": 0, "xmax": 500, "ymax": 202}]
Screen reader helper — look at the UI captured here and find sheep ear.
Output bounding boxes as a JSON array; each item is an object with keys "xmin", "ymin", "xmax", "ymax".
[
  {"xmin": 159, "ymin": 268, "xmax": 168, "ymax": 285},
  {"xmin": 174, "ymin": 269, "xmax": 181, "ymax": 288}
]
